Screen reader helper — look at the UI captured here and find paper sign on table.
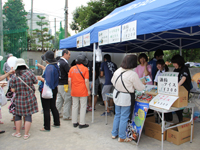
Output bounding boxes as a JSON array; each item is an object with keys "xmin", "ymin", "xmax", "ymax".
[
  {"xmin": 158, "ymin": 72, "xmax": 179, "ymax": 96},
  {"xmin": 149, "ymin": 94, "xmax": 178, "ymax": 110}
]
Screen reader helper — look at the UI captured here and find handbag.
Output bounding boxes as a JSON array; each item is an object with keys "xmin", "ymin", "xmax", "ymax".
[
  {"xmin": 0, "ymin": 87, "xmax": 7, "ymax": 106},
  {"xmin": 64, "ymin": 84, "xmax": 68, "ymax": 92},
  {"xmin": 42, "ymin": 81, "xmax": 53, "ymax": 99}
]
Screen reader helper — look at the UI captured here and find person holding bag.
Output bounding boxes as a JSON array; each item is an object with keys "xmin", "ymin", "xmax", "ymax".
[
  {"xmin": 68, "ymin": 54, "xmax": 90, "ymax": 129},
  {"xmin": 111, "ymin": 55, "xmax": 145, "ymax": 142},
  {"xmin": 9, "ymin": 58, "xmax": 38, "ymax": 140},
  {"xmin": 37, "ymin": 51, "xmax": 60, "ymax": 131}
]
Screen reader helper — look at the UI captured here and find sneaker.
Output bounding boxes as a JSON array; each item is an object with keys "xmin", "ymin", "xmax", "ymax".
[
  {"xmin": 79, "ymin": 124, "xmax": 89, "ymax": 129},
  {"xmin": 101, "ymin": 112, "xmax": 112, "ymax": 116},
  {"xmin": 87, "ymin": 105, "xmax": 90, "ymax": 110},
  {"xmin": 87, "ymin": 106, "xmax": 92, "ymax": 111}
]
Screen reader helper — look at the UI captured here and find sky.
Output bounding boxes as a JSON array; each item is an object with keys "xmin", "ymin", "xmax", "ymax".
[{"xmin": 2, "ymin": 0, "xmax": 90, "ymax": 36}]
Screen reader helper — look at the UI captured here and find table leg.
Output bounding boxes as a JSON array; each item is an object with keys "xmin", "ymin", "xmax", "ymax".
[
  {"xmin": 106, "ymin": 100, "xmax": 108, "ymax": 125},
  {"xmin": 161, "ymin": 112, "xmax": 164, "ymax": 150},
  {"xmin": 190, "ymin": 107, "xmax": 194, "ymax": 143}
]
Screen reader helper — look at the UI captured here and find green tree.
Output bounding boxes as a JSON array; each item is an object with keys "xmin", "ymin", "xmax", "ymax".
[
  {"xmin": 70, "ymin": 0, "xmax": 135, "ymax": 32},
  {"xmin": 32, "ymin": 15, "xmax": 53, "ymax": 54},
  {"xmin": 3, "ymin": 0, "xmax": 28, "ymax": 56}
]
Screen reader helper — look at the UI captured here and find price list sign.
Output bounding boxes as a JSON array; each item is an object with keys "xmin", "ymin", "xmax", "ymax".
[
  {"xmin": 98, "ymin": 29, "xmax": 109, "ymax": 46},
  {"xmin": 122, "ymin": 20, "xmax": 137, "ymax": 42},
  {"xmin": 108, "ymin": 25, "xmax": 121, "ymax": 44},
  {"xmin": 149, "ymin": 94, "xmax": 178, "ymax": 110},
  {"xmin": 76, "ymin": 36, "xmax": 83, "ymax": 48},
  {"xmin": 158, "ymin": 72, "xmax": 179, "ymax": 96},
  {"xmin": 83, "ymin": 33, "xmax": 90, "ymax": 47}
]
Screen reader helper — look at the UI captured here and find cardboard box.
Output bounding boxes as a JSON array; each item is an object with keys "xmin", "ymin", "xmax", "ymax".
[
  {"xmin": 144, "ymin": 116, "xmax": 166, "ymax": 141},
  {"xmin": 172, "ymin": 86, "xmax": 188, "ymax": 108},
  {"xmin": 166, "ymin": 118, "xmax": 194, "ymax": 145}
]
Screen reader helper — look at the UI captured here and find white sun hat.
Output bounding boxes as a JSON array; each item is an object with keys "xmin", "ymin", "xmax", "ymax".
[{"xmin": 13, "ymin": 58, "xmax": 29, "ymax": 70}]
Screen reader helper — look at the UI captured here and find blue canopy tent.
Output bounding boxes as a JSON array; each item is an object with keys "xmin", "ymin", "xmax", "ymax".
[
  {"xmin": 60, "ymin": 0, "xmax": 200, "ymax": 54},
  {"xmin": 59, "ymin": 0, "xmax": 200, "ymax": 134}
]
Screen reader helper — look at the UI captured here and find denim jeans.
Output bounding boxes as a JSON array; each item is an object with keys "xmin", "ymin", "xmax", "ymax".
[{"xmin": 111, "ymin": 104, "xmax": 131, "ymax": 139}]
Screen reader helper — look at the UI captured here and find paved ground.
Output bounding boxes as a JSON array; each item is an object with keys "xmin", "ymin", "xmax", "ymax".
[{"xmin": 0, "ymin": 84, "xmax": 200, "ymax": 150}]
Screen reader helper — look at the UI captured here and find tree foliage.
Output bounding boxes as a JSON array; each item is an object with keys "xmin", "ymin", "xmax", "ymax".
[
  {"xmin": 3, "ymin": 0, "xmax": 28, "ymax": 56},
  {"xmin": 3, "ymin": 0, "xmax": 28, "ymax": 30},
  {"xmin": 32, "ymin": 15, "xmax": 53, "ymax": 53},
  {"xmin": 70, "ymin": 0, "xmax": 135, "ymax": 32}
]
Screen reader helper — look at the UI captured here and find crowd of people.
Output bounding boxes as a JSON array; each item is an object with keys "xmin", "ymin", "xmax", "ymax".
[{"xmin": 0, "ymin": 49, "xmax": 191, "ymax": 142}]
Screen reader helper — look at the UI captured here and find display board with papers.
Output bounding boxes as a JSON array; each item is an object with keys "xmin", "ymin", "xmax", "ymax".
[
  {"xmin": 98, "ymin": 29, "xmax": 109, "ymax": 45},
  {"xmin": 76, "ymin": 36, "xmax": 83, "ymax": 48},
  {"xmin": 158, "ymin": 72, "xmax": 179, "ymax": 96}
]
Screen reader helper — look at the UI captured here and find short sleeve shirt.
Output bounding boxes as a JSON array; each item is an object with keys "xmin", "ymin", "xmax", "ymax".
[
  {"xmin": 87, "ymin": 61, "xmax": 101, "ymax": 81},
  {"xmin": 135, "ymin": 64, "xmax": 153, "ymax": 85},
  {"xmin": 68, "ymin": 64, "xmax": 89, "ymax": 97},
  {"xmin": 174, "ymin": 65, "xmax": 191, "ymax": 92},
  {"xmin": 154, "ymin": 69, "xmax": 166, "ymax": 83},
  {"xmin": 100, "ymin": 61, "xmax": 117, "ymax": 85}
]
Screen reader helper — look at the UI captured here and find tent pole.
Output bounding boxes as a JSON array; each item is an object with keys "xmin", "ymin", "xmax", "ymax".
[
  {"xmin": 92, "ymin": 43, "xmax": 96, "ymax": 123},
  {"xmin": 179, "ymin": 38, "xmax": 182, "ymax": 56}
]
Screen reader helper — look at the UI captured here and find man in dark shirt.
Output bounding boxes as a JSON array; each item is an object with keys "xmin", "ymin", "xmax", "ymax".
[
  {"xmin": 100, "ymin": 54, "xmax": 117, "ymax": 116},
  {"xmin": 87, "ymin": 60, "xmax": 101, "ymax": 111},
  {"xmin": 56, "ymin": 49, "xmax": 72, "ymax": 120}
]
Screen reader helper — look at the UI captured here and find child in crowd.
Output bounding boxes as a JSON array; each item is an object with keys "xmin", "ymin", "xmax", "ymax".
[{"xmin": 154, "ymin": 59, "xmax": 169, "ymax": 85}]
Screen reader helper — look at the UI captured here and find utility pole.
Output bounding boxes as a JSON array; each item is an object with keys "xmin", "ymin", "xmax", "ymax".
[
  {"xmin": 0, "ymin": 0, "xmax": 4, "ymax": 56},
  {"xmin": 30, "ymin": 0, "xmax": 33, "ymax": 36},
  {"xmin": 65, "ymin": 0, "xmax": 68, "ymax": 38}
]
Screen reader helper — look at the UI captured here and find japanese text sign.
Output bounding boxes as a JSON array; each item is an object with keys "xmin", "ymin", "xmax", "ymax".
[
  {"xmin": 158, "ymin": 72, "xmax": 179, "ymax": 96},
  {"xmin": 122, "ymin": 20, "xmax": 137, "ymax": 42},
  {"xmin": 108, "ymin": 25, "xmax": 121, "ymax": 44},
  {"xmin": 149, "ymin": 94, "xmax": 178, "ymax": 110},
  {"xmin": 98, "ymin": 29, "xmax": 109, "ymax": 45}
]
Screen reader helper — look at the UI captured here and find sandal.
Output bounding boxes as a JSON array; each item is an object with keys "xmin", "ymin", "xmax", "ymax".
[
  {"xmin": 22, "ymin": 126, "xmax": 25, "ymax": 130},
  {"xmin": 0, "ymin": 121, "xmax": 3, "ymax": 124},
  {"xmin": 40, "ymin": 128, "xmax": 50, "ymax": 132},
  {"xmin": 12, "ymin": 132, "xmax": 21, "ymax": 138},
  {"xmin": 118, "ymin": 137, "xmax": 132, "ymax": 142},
  {"xmin": 112, "ymin": 135, "xmax": 118, "ymax": 139},
  {"xmin": 24, "ymin": 133, "xmax": 30, "ymax": 140}
]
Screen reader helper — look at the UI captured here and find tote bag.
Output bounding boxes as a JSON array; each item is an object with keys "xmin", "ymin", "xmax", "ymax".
[
  {"xmin": 0, "ymin": 87, "xmax": 7, "ymax": 106},
  {"xmin": 42, "ymin": 81, "xmax": 53, "ymax": 99}
]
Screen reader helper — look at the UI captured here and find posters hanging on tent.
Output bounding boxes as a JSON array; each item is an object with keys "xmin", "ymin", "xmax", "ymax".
[
  {"xmin": 108, "ymin": 25, "xmax": 121, "ymax": 44},
  {"xmin": 83, "ymin": 33, "xmax": 90, "ymax": 47},
  {"xmin": 76, "ymin": 36, "xmax": 83, "ymax": 48},
  {"xmin": 126, "ymin": 100, "xmax": 149, "ymax": 145},
  {"xmin": 122, "ymin": 20, "xmax": 137, "ymax": 42},
  {"xmin": 98, "ymin": 29, "xmax": 109, "ymax": 45}
]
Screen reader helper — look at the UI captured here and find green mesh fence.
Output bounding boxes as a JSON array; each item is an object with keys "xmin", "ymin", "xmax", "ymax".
[{"xmin": 0, "ymin": 28, "xmax": 28, "ymax": 74}]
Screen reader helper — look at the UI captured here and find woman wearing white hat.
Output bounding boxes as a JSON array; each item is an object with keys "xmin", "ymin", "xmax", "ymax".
[{"xmin": 9, "ymin": 58, "xmax": 38, "ymax": 139}]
